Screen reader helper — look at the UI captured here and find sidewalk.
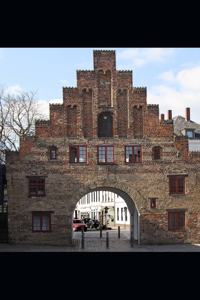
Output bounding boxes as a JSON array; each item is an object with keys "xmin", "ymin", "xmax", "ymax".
[{"xmin": 1, "ymin": 229, "xmax": 200, "ymax": 252}]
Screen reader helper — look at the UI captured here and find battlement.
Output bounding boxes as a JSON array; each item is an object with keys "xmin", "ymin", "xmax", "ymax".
[
  {"xmin": 93, "ymin": 50, "xmax": 115, "ymax": 53},
  {"xmin": 93, "ymin": 50, "xmax": 116, "ymax": 70},
  {"xmin": 147, "ymin": 104, "xmax": 159, "ymax": 117},
  {"xmin": 118, "ymin": 70, "xmax": 132, "ymax": 73},
  {"xmin": 63, "ymin": 87, "xmax": 78, "ymax": 98},
  {"xmin": 77, "ymin": 70, "xmax": 93, "ymax": 73},
  {"xmin": 134, "ymin": 87, "xmax": 147, "ymax": 94},
  {"xmin": 50, "ymin": 104, "xmax": 63, "ymax": 111},
  {"xmin": 35, "ymin": 120, "xmax": 50, "ymax": 127}
]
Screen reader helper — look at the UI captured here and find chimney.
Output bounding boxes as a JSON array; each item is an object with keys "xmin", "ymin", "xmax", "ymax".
[
  {"xmin": 161, "ymin": 114, "xmax": 165, "ymax": 122},
  {"xmin": 186, "ymin": 107, "xmax": 190, "ymax": 121},
  {"xmin": 168, "ymin": 110, "xmax": 172, "ymax": 120}
]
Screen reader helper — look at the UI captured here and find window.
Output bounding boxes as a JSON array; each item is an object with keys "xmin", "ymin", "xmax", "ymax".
[
  {"xmin": 121, "ymin": 208, "xmax": 123, "ymax": 221},
  {"xmin": 32, "ymin": 212, "xmax": 51, "ymax": 232},
  {"xmin": 49, "ymin": 145, "xmax": 57, "ymax": 160},
  {"xmin": 168, "ymin": 211, "xmax": 185, "ymax": 231},
  {"xmin": 28, "ymin": 177, "xmax": 45, "ymax": 197},
  {"xmin": 98, "ymin": 146, "xmax": 114, "ymax": 164},
  {"xmin": 186, "ymin": 130, "xmax": 194, "ymax": 139},
  {"xmin": 169, "ymin": 175, "xmax": 186, "ymax": 195},
  {"xmin": 124, "ymin": 207, "xmax": 128, "ymax": 221},
  {"xmin": 98, "ymin": 112, "xmax": 113, "ymax": 137},
  {"xmin": 152, "ymin": 146, "xmax": 162, "ymax": 160},
  {"xmin": 149, "ymin": 198, "xmax": 157, "ymax": 209},
  {"xmin": 117, "ymin": 208, "xmax": 119, "ymax": 221},
  {"xmin": 69, "ymin": 145, "xmax": 87, "ymax": 163},
  {"xmin": 125, "ymin": 146, "xmax": 141, "ymax": 163}
]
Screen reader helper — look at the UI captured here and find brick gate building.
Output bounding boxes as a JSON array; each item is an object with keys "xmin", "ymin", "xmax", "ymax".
[{"xmin": 6, "ymin": 50, "xmax": 200, "ymax": 245}]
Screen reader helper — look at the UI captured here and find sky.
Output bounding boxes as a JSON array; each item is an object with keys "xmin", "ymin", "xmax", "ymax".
[{"xmin": 1, "ymin": 47, "xmax": 200, "ymax": 122}]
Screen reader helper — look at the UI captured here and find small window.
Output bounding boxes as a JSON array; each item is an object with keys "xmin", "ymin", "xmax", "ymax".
[
  {"xmin": 69, "ymin": 145, "xmax": 87, "ymax": 163},
  {"xmin": 49, "ymin": 145, "xmax": 57, "ymax": 160},
  {"xmin": 32, "ymin": 212, "xmax": 51, "ymax": 232},
  {"xmin": 186, "ymin": 130, "xmax": 194, "ymax": 139},
  {"xmin": 124, "ymin": 207, "xmax": 128, "ymax": 221},
  {"xmin": 125, "ymin": 145, "xmax": 141, "ymax": 163},
  {"xmin": 169, "ymin": 175, "xmax": 186, "ymax": 195},
  {"xmin": 149, "ymin": 198, "xmax": 157, "ymax": 209},
  {"xmin": 168, "ymin": 211, "xmax": 185, "ymax": 231},
  {"xmin": 29, "ymin": 177, "xmax": 45, "ymax": 197},
  {"xmin": 152, "ymin": 146, "xmax": 162, "ymax": 160},
  {"xmin": 98, "ymin": 146, "xmax": 114, "ymax": 164},
  {"xmin": 121, "ymin": 208, "xmax": 123, "ymax": 221},
  {"xmin": 117, "ymin": 208, "xmax": 119, "ymax": 221}
]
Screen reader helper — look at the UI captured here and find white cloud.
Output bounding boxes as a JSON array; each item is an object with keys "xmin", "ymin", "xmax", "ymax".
[
  {"xmin": 4, "ymin": 85, "xmax": 24, "ymax": 96},
  {"xmin": 149, "ymin": 65, "xmax": 200, "ymax": 122},
  {"xmin": 118, "ymin": 48, "xmax": 175, "ymax": 67},
  {"xmin": 176, "ymin": 66, "xmax": 200, "ymax": 91},
  {"xmin": 158, "ymin": 70, "xmax": 176, "ymax": 82},
  {"xmin": 148, "ymin": 85, "xmax": 200, "ymax": 122},
  {"xmin": 159, "ymin": 66, "xmax": 200, "ymax": 92}
]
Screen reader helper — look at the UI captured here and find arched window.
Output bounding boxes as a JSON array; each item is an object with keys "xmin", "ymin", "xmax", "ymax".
[
  {"xmin": 49, "ymin": 145, "xmax": 57, "ymax": 160},
  {"xmin": 98, "ymin": 112, "xmax": 113, "ymax": 137},
  {"xmin": 152, "ymin": 146, "xmax": 162, "ymax": 160}
]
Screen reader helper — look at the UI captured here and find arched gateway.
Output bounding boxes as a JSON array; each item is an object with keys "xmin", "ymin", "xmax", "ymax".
[
  {"xmin": 6, "ymin": 50, "xmax": 200, "ymax": 246},
  {"xmin": 70, "ymin": 185, "xmax": 140, "ymax": 244}
]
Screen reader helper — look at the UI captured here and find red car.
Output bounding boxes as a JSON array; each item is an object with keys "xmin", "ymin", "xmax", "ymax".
[{"xmin": 72, "ymin": 219, "xmax": 87, "ymax": 232}]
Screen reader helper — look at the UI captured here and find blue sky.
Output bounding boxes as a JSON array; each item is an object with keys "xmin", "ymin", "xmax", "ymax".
[{"xmin": 1, "ymin": 48, "xmax": 200, "ymax": 122}]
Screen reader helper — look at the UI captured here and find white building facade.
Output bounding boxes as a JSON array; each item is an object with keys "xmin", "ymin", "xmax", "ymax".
[{"xmin": 74, "ymin": 191, "xmax": 130, "ymax": 228}]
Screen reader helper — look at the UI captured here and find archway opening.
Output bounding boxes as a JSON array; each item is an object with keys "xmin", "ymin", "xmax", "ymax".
[{"xmin": 71, "ymin": 187, "xmax": 139, "ymax": 248}]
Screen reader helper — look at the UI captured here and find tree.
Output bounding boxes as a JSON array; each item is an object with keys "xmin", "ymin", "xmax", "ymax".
[{"xmin": 0, "ymin": 90, "xmax": 43, "ymax": 163}]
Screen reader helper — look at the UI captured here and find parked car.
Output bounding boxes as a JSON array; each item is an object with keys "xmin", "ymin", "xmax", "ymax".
[
  {"xmin": 72, "ymin": 219, "xmax": 87, "ymax": 231},
  {"xmin": 82, "ymin": 218, "xmax": 100, "ymax": 230}
]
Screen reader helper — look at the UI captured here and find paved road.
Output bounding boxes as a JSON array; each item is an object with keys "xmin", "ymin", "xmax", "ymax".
[{"xmin": 1, "ymin": 229, "xmax": 200, "ymax": 252}]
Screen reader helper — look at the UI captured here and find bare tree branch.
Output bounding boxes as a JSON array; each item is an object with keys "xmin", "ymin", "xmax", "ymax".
[{"xmin": 0, "ymin": 90, "xmax": 43, "ymax": 163}]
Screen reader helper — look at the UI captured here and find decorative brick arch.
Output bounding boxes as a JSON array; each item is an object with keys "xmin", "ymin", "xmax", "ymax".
[{"xmin": 68, "ymin": 181, "xmax": 142, "ymax": 244}]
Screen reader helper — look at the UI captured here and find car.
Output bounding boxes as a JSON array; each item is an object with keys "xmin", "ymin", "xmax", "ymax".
[
  {"xmin": 82, "ymin": 218, "xmax": 100, "ymax": 230},
  {"xmin": 82, "ymin": 218, "xmax": 93, "ymax": 228},
  {"xmin": 72, "ymin": 219, "xmax": 87, "ymax": 232}
]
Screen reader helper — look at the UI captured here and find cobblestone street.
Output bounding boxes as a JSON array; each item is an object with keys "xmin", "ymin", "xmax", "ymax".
[{"xmin": 1, "ymin": 229, "xmax": 200, "ymax": 252}]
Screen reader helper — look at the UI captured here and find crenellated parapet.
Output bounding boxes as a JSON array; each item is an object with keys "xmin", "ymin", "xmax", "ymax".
[
  {"xmin": 50, "ymin": 104, "xmax": 63, "ymax": 112},
  {"xmin": 134, "ymin": 87, "xmax": 147, "ymax": 94},
  {"xmin": 117, "ymin": 70, "xmax": 133, "ymax": 87},
  {"xmin": 63, "ymin": 87, "xmax": 79, "ymax": 105},
  {"xmin": 93, "ymin": 50, "xmax": 116, "ymax": 70},
  {"xmin": 147, "ymin": 104, "xmax": 159, "ymax": 116},
  {"xmin": 35, "ymin": 120, "xmax": 50, "ymax": 127}
]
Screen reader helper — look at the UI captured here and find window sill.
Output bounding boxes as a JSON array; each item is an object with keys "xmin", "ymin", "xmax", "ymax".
[
  {"xmin": 29, "ymin": 195, "xmax": 46, "ymax": 198},
  {"xmin": 32, "ymin": 230, "xmax": 52, "ymax": 233},
  {"xmin": 97, "ymin": 163, "xmax": 116, "ymax": 165},
  {"xmin": 69, "ymin": 162, "xmax": 88, "ymax": 165},
  {"xmin": 168, "ymin": 229, "xmax": 186, "ymax": 232},
  {"xmin": 125, "ymin": 162, "xmax": 142, "ymax": 164}
]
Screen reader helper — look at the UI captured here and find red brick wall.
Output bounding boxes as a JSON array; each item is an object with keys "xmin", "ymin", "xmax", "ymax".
[
  {"xmin": 117, "ymin": 89, "xmax": 128, "ymax": 137},
  {"xmin": 82, "ymin": 89, "xmax": 93, "ymax": 138},
  {"xmin": 97, "ymin": 70, "xmax": 111, "ymax": 107}
]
